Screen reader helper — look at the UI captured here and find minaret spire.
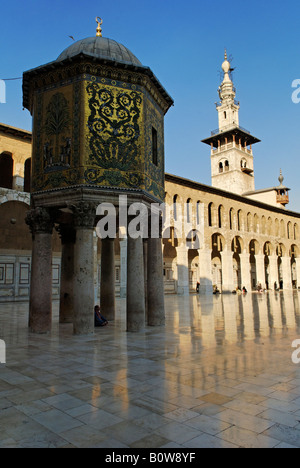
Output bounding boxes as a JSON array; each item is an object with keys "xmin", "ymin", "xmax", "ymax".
[
  {"xmin": 217, "ymin": 50, "xmax": 239, "ymax": 130},
  {"xmin": 201, "ymin": 50, "xmax": 261, "ymax": 195}
]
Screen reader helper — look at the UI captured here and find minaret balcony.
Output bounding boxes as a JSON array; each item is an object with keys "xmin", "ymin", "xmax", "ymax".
[
  {"xmin": 211, "ymin": 141, "xmax": 253, "ymax": 156},
  {"xmin": 276, "ymin": 194, "xmax": 289, "ymax": 205}
]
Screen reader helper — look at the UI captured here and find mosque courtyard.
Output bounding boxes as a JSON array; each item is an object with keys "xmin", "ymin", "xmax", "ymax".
[{"xmin": 0, "ymin": 291, "xmax": 300, "ymax": 448}]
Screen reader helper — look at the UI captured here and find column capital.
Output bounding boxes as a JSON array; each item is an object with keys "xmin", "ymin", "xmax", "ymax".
[
  {"xmin": 26, "ymin": 207, "xmax": 54, "ymax": 235},
  {"xmin": 69, "ymin": 201, "xmax": 97, "ymax": 229}
]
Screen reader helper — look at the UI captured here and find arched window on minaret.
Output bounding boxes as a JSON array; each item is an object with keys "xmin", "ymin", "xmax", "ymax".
[{"xmin": 225, "ymin": 160, "xmax": 229, "ymax": 172}]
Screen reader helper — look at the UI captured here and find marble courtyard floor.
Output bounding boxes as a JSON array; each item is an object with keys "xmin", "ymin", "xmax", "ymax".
[{"xmin": 0, "ymin": 291, "xmax": 300, "ymax": 448}]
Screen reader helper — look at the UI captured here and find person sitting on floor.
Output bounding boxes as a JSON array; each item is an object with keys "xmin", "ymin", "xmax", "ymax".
[{"xmin": 94, "ymin": 305, "xmax": 108, "ymax": 327}]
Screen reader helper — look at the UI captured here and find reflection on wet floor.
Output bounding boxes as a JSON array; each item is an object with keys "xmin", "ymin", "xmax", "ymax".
[
  {"xmin": 0, "ymin": 292, "xmax": 300, "ymax": 447},
  {"xmin": 164, "ymin": 291, "xmax": 300, "ymax": 348}
]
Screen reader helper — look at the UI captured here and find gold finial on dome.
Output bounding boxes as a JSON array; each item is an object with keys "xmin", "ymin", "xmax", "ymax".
[
  {"xmin": 224, "ymin": 49, "xmax": 227, "ymax": 60},
  {"xmin": 96, "ymin": 17, "xmax": 103, "ymax": 37}
]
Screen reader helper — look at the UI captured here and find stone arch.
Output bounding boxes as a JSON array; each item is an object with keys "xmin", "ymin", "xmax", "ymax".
[
  {"xmin": 0, "ymin": 152, "xmax": 13, "ymax": 189},
  {"xmin": 253, "ymin": 213, "xmax": 259, "ymax": 234},
  {"xmin": 162, "ymin": 226, "xmax": 180, "ymax": 248},
  {"xmin": 186, "ymin": 198, "xmax": 192, "ymax": 224},
  {"xmin": 211, "ymin": 232, "xmax": 225, "ymax": 254},
  {"xmin": 275, "ymin": 218, "xmax": 279, "ymax": 237},
  {"xmin": 263, "ymin": 241, "xmax": 274, "ymax": 256},
  {"xmin": 186, "ymin": 229, "xmax": 201, "ymax": 291},
  {"xmin": 261, "ymin": 216, "xmax": 266, "ymax": 235},
  {"xmin": 276, "ymin": 243, "xmax": 286, "ymax": 257},
  {"xmin": 290, "ymin": 244, "xmax": 299, "ymax": 288},
  {"xmin": 249, "ymin": 239, "xmax": 260, "ymax": 288},
  {"xmin": 280, "ymin": 219, "xmax": 285, "ymax": 238},
  {"xmin": 229, "ymin": 207, "xmax": 236, "ymax": 230},
  {"xmin": 211, "ymin": 233, "xmax": 225, "ymax": 291},
  {"xmin": 240, "ymin": 157, "xmax": 247, "ymax": 168},
  {"xmin": 237, "ymin": 209, "xmax": 244, "ymax": 231},
  {"xmin": 287, "ymin": 221, "xmax": 292, "ymax": 240},
  {"xmin": 172, "ymin": 194, "xmax": 181, "ymax": 222},
  {"xmin": 162, "ymin": 226, "xmax": 178, "ymax": 292},
  {"xmin": 263, "ymin": 241, "xmax": 274, "ymax": 289},
  {"xmin": 290, "ymin": 244, "xmax": 299, "ymax": 258},
  {"xmin": 186, "ymin": 229, "xmax": 201, "ymax": 250},
  {"xmin": 267, "ymin": 217, "xmax": 273, "ymax": 236},
  {"xmin": 232, "ymin": 236, "xmax": 243, "ymax": 289},
  {"xmin": 196, "ymin": 200, "xmax": 202, "ymax": 226},
  {"xmin": 232, "ymin": 235, "xmax": 244, "ymax": 254},
  {"xmin": 294, "ymin": 223, "xmax": 299, "ymax": 241},
  {"xmin": 0, "ymin": 201, "xmax": 32, "ymax": 250},
  {"xmin": 208, "ymin": 202, "xmax": 217, "ymax": 227},
  {"xmin": 246, "ymin": 212, "xmax": 252, "ymax": 232},
  {"xmin": 249, "ymin": 239, "xmax": 260, "ymax": 255}
]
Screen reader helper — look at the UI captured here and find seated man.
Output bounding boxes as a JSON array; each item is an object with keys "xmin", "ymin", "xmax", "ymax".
[{"xmin": 94, "ymin": 305, "xmax": 108, "ymax": 327}]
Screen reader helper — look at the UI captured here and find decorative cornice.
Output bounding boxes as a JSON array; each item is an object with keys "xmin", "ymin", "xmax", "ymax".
[
  {"xmin": 23, "ymin": 55, "xmax": 174, "ymax": 115},
  {"xmin": 0, "ymin": 122, "xmax": 32, "ymax": 142},
  {"xmin": 165, "ymin": 173, "xmax": 300, "ymax": 219}
]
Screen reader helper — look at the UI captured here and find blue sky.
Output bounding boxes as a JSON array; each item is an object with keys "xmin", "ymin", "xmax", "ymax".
[{"xmin": 1, "ymin": 0, "xmax": 300, "ymax": 210}]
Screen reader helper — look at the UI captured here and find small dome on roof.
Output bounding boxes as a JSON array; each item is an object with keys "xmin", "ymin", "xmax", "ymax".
[{"xmin": 56, "ymin": 36, "xmax": 143, "ymax": 67}]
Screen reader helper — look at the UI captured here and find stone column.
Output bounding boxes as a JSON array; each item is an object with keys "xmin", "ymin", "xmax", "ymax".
[
  {"xmin": 176, "ymin": 245, "xmax": 189, "ymax": 295},
  {"xmin": 93, "ymin": 232, "xmax": 99, "ymax": 305},
  {"xmin": 143, "ymin": 239, "xmax": 148, "ymax": 323},
  {"xmin": 147, "ymin": 237, "xmax": 165, "ymax": 326},
  {"xmin": 255, "ymin": 254, "xmax": 266, "ymax": 289},
  {"xmin": 240, "ymin": 253, "xmax": 252, "ymax": 292},
  {"xmin": 220, "ymin": 250, "xmax": 234, "ymax": 293},
  {"xmin": 295, "ymin": 258, "xmax": 300, "ymax": 289},
  {"xmin": 57, "ymin": 225, "xmax": 76, "ymax": 323},
  {"xmin": 281, "ymin": 256, "xmax": 293, "ymax": 290},
  {"xmin": 100, "ymin": 238, "xmax": 116, "ymax": 321},
  {"xmin": 198, "ymin": 248, "xmax": 213, "ymax": 294},
  {"xmin": 268, "ymin": 255, "xmax": 279, "ymax": 290},
  {"xmin": 127, "ymin": 235, "xmax": 145, "ymax": 332},
  {"xmin": 119, "ymin": 238, "xmax": 127, "ymax": 298},
  {"xmin": 71, "ymin": 201, "xmax": 96, "ymax": 335},
  {"xmin": 26, "ymin": 207, "xmax": 53, "ymax": 333}
]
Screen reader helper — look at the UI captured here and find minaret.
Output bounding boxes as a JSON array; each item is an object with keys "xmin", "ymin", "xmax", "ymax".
[
  {"xmin": 276, "ymin": 169, "xmax": 290, "ymax": 207},
  {"xmin": 202, "ymin": 51, "xmax": 260, "ymax": 195}
]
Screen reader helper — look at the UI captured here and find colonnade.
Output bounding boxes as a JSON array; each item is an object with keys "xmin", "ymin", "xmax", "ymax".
[
  {"xmin": 26, "ymin": 203, "xmax": 165, "ymax": 334},
  {"xmin": 172, "ymin": 244, "xmax": 298, "ymax": 296}
]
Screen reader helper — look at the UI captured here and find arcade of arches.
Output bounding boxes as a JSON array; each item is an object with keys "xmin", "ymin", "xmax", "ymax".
[{"xmin": 163, "ymin": 174, "xmax": 300, "ymax": 295}]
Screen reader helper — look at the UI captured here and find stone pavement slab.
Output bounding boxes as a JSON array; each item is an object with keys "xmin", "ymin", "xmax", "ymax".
[{"xmin": 0, "ymin": 291, "xmax": 300, "ymax": 448}]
